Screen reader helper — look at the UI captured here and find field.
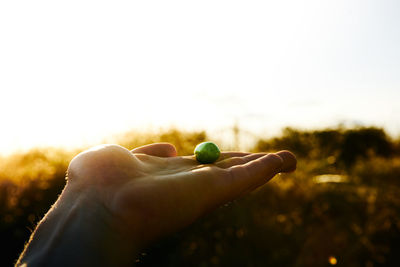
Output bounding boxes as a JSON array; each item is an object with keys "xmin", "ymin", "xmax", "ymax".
[{"xmin": 1, "ymin": 127, "xmax": 400, "ymax": 266}]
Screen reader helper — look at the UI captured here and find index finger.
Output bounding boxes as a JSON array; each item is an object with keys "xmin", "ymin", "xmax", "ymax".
[
  {"xmin": 225, "ymin": 153, "xmax": 284, "ymax": 195},
  {"xmin": 175, "ymin": 152, "xmax": 296, "ymax": 215},
  {"xmin": 217, "ymin": 152, "xmax": 252, "ymax": 161}
]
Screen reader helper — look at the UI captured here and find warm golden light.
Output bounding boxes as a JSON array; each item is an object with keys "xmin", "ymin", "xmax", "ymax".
[
  {"xmin": 329, "ymin": 256, "xmax": 338, "ymax": 265},
  {"xmin": 1, "ymin": 1, "xmax": 400, "ymax": 155}
]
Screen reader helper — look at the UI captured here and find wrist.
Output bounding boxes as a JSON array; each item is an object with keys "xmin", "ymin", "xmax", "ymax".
[{"xmin": 17, "ymin": 182, "xmax": 138, "ymax": 266}]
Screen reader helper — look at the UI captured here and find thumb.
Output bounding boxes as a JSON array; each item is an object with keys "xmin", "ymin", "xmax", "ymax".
[{"xmin": 131, "ymin": 143, "xmax": 178, "ymax": 157}]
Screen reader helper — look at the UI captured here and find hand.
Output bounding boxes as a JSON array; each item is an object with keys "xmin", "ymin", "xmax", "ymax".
[{"xmin": 17, "ymin": 143, "xmax": 296, "ymax": 266}]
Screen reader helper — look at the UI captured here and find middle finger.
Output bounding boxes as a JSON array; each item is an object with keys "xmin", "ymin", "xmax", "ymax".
[{"xmin": 215, "ymin": 153, "xmax": 268, "ymax": 168}]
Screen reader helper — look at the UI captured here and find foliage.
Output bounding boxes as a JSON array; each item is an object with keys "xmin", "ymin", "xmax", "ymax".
[
  {"xmin": 1, "ymin": 127, "xmax": 400, "ymax": 266},
  {"xmin": 255, "ymin": 126, "xmax": 395, "ymax": 169}
]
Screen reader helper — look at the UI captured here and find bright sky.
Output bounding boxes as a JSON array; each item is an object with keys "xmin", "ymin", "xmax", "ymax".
[{"xmin": 1, "ymin": 0, "xmax": 399, "ymax": 154}]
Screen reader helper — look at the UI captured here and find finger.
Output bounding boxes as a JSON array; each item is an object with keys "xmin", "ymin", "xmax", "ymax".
[
  {"xmin": 167, "ymin": 155, "xmax": 198, "ymax": 166},
  {"xmin": 131, "ymin": 143, "xmax": 177, "ymax": 157},
  {"xmin": 215, "ymin": 153, "xmax": 268, "ymax": 168},
  {"xmin": 224, "ymin": 153, "xmax": 283, "ymax": 196},
  {"xmin": 241, "ymin": 151, "xmax": 296, "ymax": 195},
  {"xmin": 188, "ymin": 153, "xmax": 283, "ymax": 209},
  {"xmin": 276, "ymin": 150, "xmax": 297, "ymax": 172},
  {"xmin": 167, "ymin": 152, "xmax": 253, "ymax": 166},
  {"xmin": 218, "ymin": 151, "xmax": 296, "ymax": 172},
  {"xmin": 177, "ymin": 152, "xmax": 294, "ymax": 218},
  {"xmin": 216, "ymin": 152, "xmax": 251, "ymax": 161}
]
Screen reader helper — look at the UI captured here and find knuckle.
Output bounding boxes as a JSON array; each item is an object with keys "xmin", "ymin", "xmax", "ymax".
[{"xmin": 266, "ymin": 153, "xmax": 284, "ymax": 166}]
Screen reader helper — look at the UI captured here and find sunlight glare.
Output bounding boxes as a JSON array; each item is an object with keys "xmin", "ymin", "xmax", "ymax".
[{"xmin": 1, "ymin": 0, "xmax": 400, "ymax": 154}]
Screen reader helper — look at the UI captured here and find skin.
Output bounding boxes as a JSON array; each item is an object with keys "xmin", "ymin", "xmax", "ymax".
[{"xmin": 16, "ymin": 143, "xmax": 296, "ymax": 266}]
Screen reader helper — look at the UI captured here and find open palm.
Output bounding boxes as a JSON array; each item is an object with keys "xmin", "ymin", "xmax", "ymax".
[{"xmin": 67, "ymin": 143, "xmax": 296, "ymax": 248}]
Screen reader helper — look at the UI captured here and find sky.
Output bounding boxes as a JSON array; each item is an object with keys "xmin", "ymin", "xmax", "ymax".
[{"xmin": 0, "ymin": 0, "xmax": 399, "ymax": 154}]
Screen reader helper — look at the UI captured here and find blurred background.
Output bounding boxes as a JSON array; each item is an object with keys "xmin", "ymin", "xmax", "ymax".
[{"xmin": 1, "ymin": 0, "xmax": 399, "ymax": 266}]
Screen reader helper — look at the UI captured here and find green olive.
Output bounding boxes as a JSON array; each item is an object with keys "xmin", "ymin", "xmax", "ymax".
[{"xmin": 194, "ymin": 141, "xmax": 221, "ymax": 164}]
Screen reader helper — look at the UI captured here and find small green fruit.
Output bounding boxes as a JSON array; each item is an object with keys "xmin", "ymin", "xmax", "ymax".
[{"xmin": 194, "ymin": 141, "xmax": 221, "ymax": 164}]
